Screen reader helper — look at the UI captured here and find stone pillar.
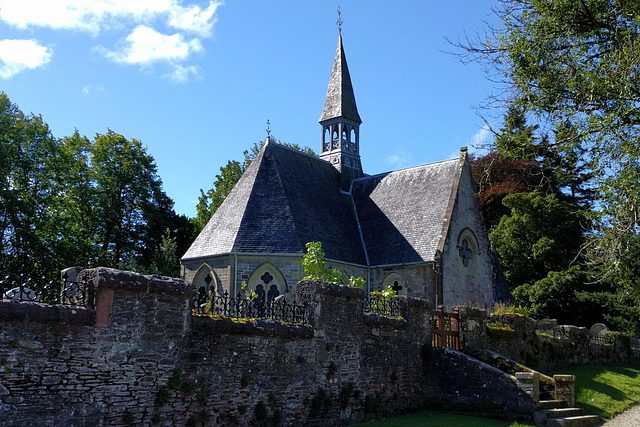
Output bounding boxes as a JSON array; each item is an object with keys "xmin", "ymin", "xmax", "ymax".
[
  {"xmin": 516, "ymin": 372, "xmax": 540, "ymax": 410},
  {"xmin": 554, "ymin": 375, "xmax": 575, "ymax": 406}
]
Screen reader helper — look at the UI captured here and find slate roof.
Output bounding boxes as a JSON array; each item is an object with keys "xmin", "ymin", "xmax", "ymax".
[
  {"xmin": 183, "ymin": 142, "xmax": 461, "ymax": 266},
  {"xmin": 182, "ymin": 142, "xmax": 367, "ymax": 265},
  {"xmin": 318, "ymin": 35, "xmax": 362, "ymax": 124},
  {"xmin": 351, "ymin": 159, "xmax": 459, "ymax": 265}
]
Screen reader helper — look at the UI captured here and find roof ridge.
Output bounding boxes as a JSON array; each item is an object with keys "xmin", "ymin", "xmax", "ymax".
[{"xmin": 352, "ymin": 157, "xmax": 459, "ymax": 181}]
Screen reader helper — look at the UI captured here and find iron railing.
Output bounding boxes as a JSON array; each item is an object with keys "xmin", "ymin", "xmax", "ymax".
[
  {"xmin": 363, "ymin": 295, "xmax": 400, "ymax": 317},
  {"xmin": 0, "ymin": 272, "xmax": 95, "ymax": 308},
  {"xmin": 194, "ymin": 288, "xmax": 308, "ymax": 324}
]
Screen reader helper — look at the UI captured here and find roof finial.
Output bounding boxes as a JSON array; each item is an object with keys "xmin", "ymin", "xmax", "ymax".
[
  {"xmin": 265, "ymin": 119, "xmax": 271, "ymax": 144},
  {"xmin": 336, "ymin": 6, "xmax": 343, "ymax": 35}
]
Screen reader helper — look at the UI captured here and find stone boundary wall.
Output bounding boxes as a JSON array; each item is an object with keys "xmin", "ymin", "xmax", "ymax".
[
  {"xmin": 424, "ymin": 347, "xmax": 535, "ymax": 417},
  {"xmin": 458, "ymin": 308, "xmax": 640, "ymax": 372},
  {"xmin": 0, "ymin": 269, "xmax": 434, "ymax": 426}
]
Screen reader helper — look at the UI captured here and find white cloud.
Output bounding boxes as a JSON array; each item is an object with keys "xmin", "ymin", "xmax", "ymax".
[
  {"xmin": 82, "ymin": 84, "xmax": 104, "ymax": 95},
  {"xmin": 387, "ymin": 150, "xmax": 412, "ymax": 169},
  {"xmin": 166, "ymin": 64, "xmax": 199, "ymax": 83},
  {"xmin": 0, "ymin": 39, "xmax": 52, "ymax": 79},
  {"xmin": 0, "ymin": 0, "xmax": 219, "ymax": 36},
  {"xmin": 469, "ymin": 124, "xmax": 492, "ymax": 148},
  {"xmin": 0, "ymin": 1, "xmax": 221, "ymax": 81},
  {"xmin": 169, "ymin": 2, "xmax": 221, "ymax": 37},
  {"xmin": 101, "ymin": 25, "xmax": 203, "ymax": 65}
]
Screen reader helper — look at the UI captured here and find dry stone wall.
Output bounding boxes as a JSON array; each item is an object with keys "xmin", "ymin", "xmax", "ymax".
[
  {"xmin": 0, "ymin": 269, "xmax": 433, "ymax": 426},
  {"xmin": 458, "ymin": 308, "xmax": 640, "ymax": 372}
]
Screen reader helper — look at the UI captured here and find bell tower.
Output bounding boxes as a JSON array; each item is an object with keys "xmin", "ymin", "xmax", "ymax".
[{"xmin": 319, "ymin": 12, "xmax": 363, "ymax": 188}]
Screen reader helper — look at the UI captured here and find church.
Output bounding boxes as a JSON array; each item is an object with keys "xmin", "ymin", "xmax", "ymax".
[{"xmin": 181, "ymin": 32, "xmax": 495, "ymax": 310}]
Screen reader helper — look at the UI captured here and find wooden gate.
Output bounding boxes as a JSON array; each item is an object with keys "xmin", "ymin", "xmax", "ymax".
[{"xmin": 431, "ymin": 307, "xmax": 460, "ymax": 350}]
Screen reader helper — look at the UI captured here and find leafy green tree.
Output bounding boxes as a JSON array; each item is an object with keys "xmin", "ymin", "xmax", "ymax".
[
  {"xmin": 495, "ymin": 105, "xmax": 540, "ymax": 161},
  {"xmin": 491, "ymin": 192, "xmax": 588, "ymax": 290},
  {"xmin": 471, "ymin": 152, "xmax": 548, "ymax": 230},
  {"xmin": 149, "ymin": 228, "xmax": 181, "ymax": 277},
  {"xmin": 89, "ymin": 131, "xmax": 162, "ymax": 266},
  {"xmin": 458, "ymin": 0, "xmax": 640, "ymax": 280},
  {"xmin": 192, "ymin": 160, "xmax": 243, "ymax": 233},
  {"xmin": 0, "ymin": 93, "xmax": 67, "ymax": 278}
]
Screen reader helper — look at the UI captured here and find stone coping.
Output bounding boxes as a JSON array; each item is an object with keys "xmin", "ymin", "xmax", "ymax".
[
  {"xmin": 78, "ymin": 267, "xmax": 196, "ymax": 298},
  {"xmin": 364, "ymin": 312, "xmax": 407, "ymax": 328},
  {"xmin": 312, "ymin": 281, "xmax": 365, "ymax": 299},
  {"xmin": 0, "ymin": 300, "xmax": 95, "ymax": 325},
  {"xmin": 192, "ymin": 315, "xmax": 314, "ymax": 339}
]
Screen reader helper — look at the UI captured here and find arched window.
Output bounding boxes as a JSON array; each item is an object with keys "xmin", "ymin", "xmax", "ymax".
[
  {"xmin": 193, "ymin": 265, "xmax": 222, "ymax": 308},
  {"xmin": 382, "ymin": 272, "xmax": 408, "ymax": 296},
  {"xmin": 323, "ymin": 127, "xmax": 330, "ymax": 152},
  {"xmin": 342, "ymin": 125, "xmax": 349, "ymax": 141},
  {"xmin": 246, "ymin": 263, "xmax": 288, "ymax": 301}
]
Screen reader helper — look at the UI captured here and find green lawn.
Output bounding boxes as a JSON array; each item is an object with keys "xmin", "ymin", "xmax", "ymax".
[
  {"xmin": 566, "ymin": 364, "xmax": 640, "ymax": 419},
  {"xmin": 354, "ymin": 364, "xmax": 640, "ymax": 427},
  {"xmin": 353, "ymin": 411, "xmax": 533, "ymax": 427}
]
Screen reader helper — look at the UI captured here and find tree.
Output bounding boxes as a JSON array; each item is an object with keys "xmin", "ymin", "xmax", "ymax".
[
  {"xmin": 0, "ymin": 93, "xmax": 68, "ymax": 278},
  {"xmin": 471, "ymin": 151, "xmax": 548, "ymax": 230},
  {"xmin": 192, "ymin": 160, "xmax": 243, "ymax": 233},
  {"xmin": 458, "ymin": 0, "xmax": 640, "ymax": 280},
  {"xmin": 491, "ymin": 191, "xmax": 588, "ymax": 290},
  {"xmin": 148, "ymin": 228, "xmax": 181, "ymax": 277}
]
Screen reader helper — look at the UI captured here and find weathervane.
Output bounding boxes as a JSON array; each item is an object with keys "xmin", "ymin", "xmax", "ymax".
[
  {"xmin": 336, "ymin": 6, "xmax": 343, "ymax": 35},
  {"xmin": 266, "ymin": 119, "xmax": 271, "ymax": 140}
]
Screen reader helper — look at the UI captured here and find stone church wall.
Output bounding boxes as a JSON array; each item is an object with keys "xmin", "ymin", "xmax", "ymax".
[
  {"xmin": 0, "ymin": 268, "xmax": 434, "ymax": 426},
  {"xmin": 441, "ymin": 156, "xmax": 493, "ymax": 309}
]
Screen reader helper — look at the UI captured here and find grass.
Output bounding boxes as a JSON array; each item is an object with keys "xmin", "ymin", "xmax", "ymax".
[
  {"xmin": 353, "ymin": 411, "xmax": 533, "ymax": 427},
  {"xmin": 354, "ymin": 364, "xmax": 640, "ymax": 426},
  {"xmin": 564, "ymin": 364, "xmax": 640, "ymax": 419}
]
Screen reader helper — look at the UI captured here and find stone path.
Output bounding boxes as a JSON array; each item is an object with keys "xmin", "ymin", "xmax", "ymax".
[{"xmin": 601, "ymin": 405, "xmax": 640, "ymax": 427}]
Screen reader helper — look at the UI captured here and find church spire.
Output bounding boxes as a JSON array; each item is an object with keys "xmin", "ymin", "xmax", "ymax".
[{"xmin": 319, "ymin": 11, "xmax": 363, "ymax": 187}]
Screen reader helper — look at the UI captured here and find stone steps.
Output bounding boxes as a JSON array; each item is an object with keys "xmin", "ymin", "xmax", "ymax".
[{"xmin": 534, "ymin": 400, "xmax": 601, "ymax": 427}]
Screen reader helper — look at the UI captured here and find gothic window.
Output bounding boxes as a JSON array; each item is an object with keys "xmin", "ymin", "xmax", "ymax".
[
  {"xmin": 342, "ymin": 126, "xmax": 348, "ymax": 141},
  {"xmin": 456, "ymin": 229, "xmax": 479, "ymax": 269},
  {"xmin": 246, "ymin": 262, "xmax": 288, "ymax": 300},
  {"xmin": 382, "ymin": 272, "xmax": 408, "ymax": 296},
  {"xmin": 459, "ymin": 240, "xmax": 473, "ymax": 267},
  {"xmin": 267, "ymin": 284, "xmax": 280, "ymax": 301},
  {"xmin": 255, "ymin": 284, "xmax": 266, "ymax": 302}
]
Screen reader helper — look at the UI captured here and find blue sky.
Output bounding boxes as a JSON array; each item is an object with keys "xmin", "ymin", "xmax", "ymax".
[{"xmin": 0, "ymin": 1, "xmax": 500, "ymax": 218}]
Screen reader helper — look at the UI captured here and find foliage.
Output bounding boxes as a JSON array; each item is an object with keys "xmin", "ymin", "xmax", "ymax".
[
  {"xmin": 241, "ymin": 280, "xmax": 257, "ymax": 301},
  {"xmin": 349, "ymin": 276, "xmax": 366, "ymax": 289},
  {"xmin": 470, "ymin": 107, "xmax": 592, "ymax": 231},
  {"xmin": 512, "ymin": 266, "xmax": 590, "ymax": 323},
  {"xmin": 458, "ymin": 0, "xmax": 640, "ymax": 281},
  {"xmin": 370, "ymin": 286, "xmax": 395, "ymax": 298},
  {"xmin": 0, "ymin": 93, "xmax": 192, "ymax": 280},
  {"xmin": 470, "ymin": 151, "xmax": 548, "ymax": 230},
  {"xmin": 490, "ymin": 192, "xmax": 587, "ymax": 289},
  {"xmin": 302, "ymin": 241, "xmax": 342, "ymax": 284},
  {"xmin": 147, "ymin": 228, "xmax": 181, "ymax": 277},
  {"xmin": 491, "ymin": 302, "xmax": 531, "ymax": 317}
]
